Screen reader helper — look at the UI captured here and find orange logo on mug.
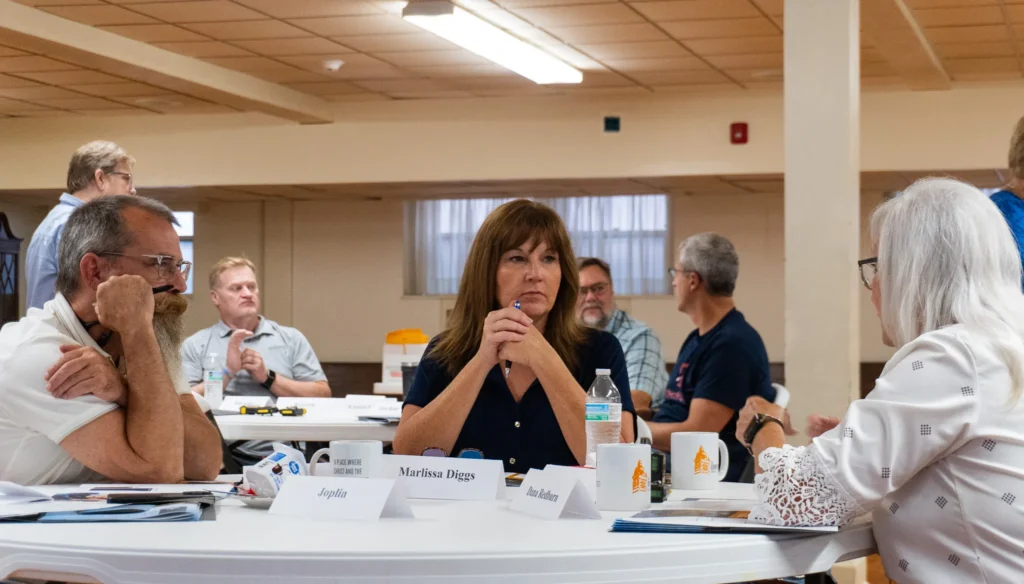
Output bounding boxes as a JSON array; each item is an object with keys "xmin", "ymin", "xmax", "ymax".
[
  {"xmin": 694, "ymin": 446, "xmax": 712, "ymax": 475},
  {"xmin": 631, "ymin": 460, "xmax": 649, "ymax": 493}
]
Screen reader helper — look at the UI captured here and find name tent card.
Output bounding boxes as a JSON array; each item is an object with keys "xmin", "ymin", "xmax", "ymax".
[
  {"xmin": 543, "ymin": 465, "xmax": 597, "ymax": 503},
  {"xmin": 268, "ymin": 476, "xmax": 413, "ymax": 521},
  {"xmin": 509, "ymin": 468, "xmax": 602, "ymax": 520},
  {"xmin": 378, "ymin": 455, "xmax": 506, "ymax": 501}
]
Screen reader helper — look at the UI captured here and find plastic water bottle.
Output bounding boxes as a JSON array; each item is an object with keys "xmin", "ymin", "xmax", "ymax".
[
  {"xmin": 203, "ymin": 353, "xmax": 224, "ymax": 409},
  {"xmin": 585, "ymin": 368, "xmax": 622, "ymax": 467}
]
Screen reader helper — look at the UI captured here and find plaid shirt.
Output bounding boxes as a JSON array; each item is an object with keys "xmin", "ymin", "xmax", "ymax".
[{"xmin": 605, "ymin": 309, "xmax": 669, "ymax": 409}]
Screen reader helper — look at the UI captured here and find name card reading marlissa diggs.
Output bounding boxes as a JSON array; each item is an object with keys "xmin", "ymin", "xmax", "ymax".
[{"xmin": 379, "ymin": 455, "xmax": 506, "ymax": 501}]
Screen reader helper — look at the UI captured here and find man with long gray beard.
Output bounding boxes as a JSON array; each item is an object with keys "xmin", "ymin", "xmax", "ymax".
[{"xmin": 0, "ymin": 196, "xmax": 222, "ymax": 485}]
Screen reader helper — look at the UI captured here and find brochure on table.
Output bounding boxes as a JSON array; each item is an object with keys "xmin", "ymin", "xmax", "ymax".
[{"xmin": 611, "ymin": 508, "xmax": 839, "ymax": 534}]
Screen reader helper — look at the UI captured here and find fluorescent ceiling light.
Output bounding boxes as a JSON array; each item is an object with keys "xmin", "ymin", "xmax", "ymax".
[{"xmin": 402, "ymin": 1, "xmax": 583, "ymax": 85}]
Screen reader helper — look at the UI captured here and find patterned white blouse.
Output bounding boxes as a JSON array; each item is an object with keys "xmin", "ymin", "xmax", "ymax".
[{"xmin": 751, "ymin": 325, "xmax": 1024, "ymax": 583}]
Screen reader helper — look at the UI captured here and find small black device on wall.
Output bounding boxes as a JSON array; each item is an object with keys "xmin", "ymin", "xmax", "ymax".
[{"xmin": 603, "ymin": 116, "xmax": 621, "ymax": 133}]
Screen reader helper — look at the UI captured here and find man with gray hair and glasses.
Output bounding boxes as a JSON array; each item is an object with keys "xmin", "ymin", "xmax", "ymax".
[
  {"xmin": 0, "ymin": 195, "xmax": 222, "ymax": 485},
  {"xmin": 26, "ymin": 140, "xmax": 137, "ymax": 310},
  {"xmin": 647, "ymin": 233, "xmax": 779, "ymax": 482}
]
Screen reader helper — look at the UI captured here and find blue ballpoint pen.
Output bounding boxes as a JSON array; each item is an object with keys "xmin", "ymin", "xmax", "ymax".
[{"xmin": 504, "ymin": 300, "xmax": 520, "ymax": 378}]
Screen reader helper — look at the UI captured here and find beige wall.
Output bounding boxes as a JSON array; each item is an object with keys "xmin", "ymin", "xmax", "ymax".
[
  {"xmin": 175, "ymin": 191, "xmax": 894, "ymax": 370},
  {"xmin": 1, "ymin": 200, "xmax": 48, "ymax": 315},
  {"xmin": 0, "ymin": 87, "xmax": 1021, "ymax": 190}
]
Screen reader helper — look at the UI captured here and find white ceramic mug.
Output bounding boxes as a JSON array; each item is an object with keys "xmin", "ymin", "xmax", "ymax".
[
  {"xmin": 595, "ymin": 443, "xmax": 652, "ymax": 511},
  {"xmin": 309, "ymin": 440, "xmax": 383, "ymax": 478},
  {"xmin": 670, "ymin": 432, "xmax": 729, "ymax": 490}
]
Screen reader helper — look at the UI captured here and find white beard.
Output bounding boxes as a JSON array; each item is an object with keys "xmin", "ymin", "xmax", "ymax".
[
  {"xmin": 581, "ymin": 309, "xmax": 608, "ymax": 329},
  {"xmin": 153, "ymin": 311, "xmax": 188, "ymax": 393}
]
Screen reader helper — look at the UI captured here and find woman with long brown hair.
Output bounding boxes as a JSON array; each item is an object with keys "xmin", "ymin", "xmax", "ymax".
[{"xmin": 394, "ymin": 200, "xmax": 636, "ymax": 471}]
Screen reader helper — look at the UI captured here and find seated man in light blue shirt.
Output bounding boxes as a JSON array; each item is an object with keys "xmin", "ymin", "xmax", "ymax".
[
  {"xmin": 577, "ymin": 257, "xmax": 669, "ymax": 419},
  {"xmin": 26, "ymin": 141, "xmax": 136, "ymax": 309},
  {"xmin": 181, "ymin": 257, "xmax": 330, "ymax": 465}
]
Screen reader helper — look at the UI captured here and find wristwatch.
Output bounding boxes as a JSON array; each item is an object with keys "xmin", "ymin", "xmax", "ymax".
[
  {"xmin": 261, "ymin": 369, "xmax": 277, "ymax": 391},
  {"xmin": 743, "ymin": 412, "xmax": 784, "ymax": 453}
]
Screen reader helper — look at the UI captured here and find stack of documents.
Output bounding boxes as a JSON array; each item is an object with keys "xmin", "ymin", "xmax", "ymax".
[
  {"xmin": 611, "ymin": 509, "xmax": 838, "ymax": 534},
  {"xmin": 0, "ymin": 482, "xmax": 228, "ymax": 523}
]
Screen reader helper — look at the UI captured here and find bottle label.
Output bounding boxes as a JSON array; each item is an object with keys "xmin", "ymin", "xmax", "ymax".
[{"xmin": 585, "ymin": 403, "xmax": 611, "ymax": 421}]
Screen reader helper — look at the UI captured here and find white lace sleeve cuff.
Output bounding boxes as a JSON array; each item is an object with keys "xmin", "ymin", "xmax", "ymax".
[{"xmin": 749, "ymin": 444, "xmax": 864, "ymax": 527}]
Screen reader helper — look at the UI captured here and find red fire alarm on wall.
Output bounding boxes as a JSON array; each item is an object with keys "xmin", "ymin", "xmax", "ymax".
[{"xmin": 730, "ymin": 122, "xmax": 748, "ymax": 144}]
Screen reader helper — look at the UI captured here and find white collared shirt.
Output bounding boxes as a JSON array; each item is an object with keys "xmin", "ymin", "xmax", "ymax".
[
  {"xmin": 751, "ymin": 325, "xmax": 1024, "ymax": 583},
  {"xmin": 0, "ymin": 293, "xmax": 116, "ymax": 485}
]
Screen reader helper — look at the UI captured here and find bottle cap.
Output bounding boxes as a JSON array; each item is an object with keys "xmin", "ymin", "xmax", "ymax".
[{"xmin": 595, "ymin": 368, "xmax": 611, "ymax": 375}]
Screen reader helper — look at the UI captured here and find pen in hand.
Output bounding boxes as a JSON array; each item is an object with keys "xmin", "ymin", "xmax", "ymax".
[{"xmin": 504, "ymin": 300, "xmax": 520, "ymax": 378}]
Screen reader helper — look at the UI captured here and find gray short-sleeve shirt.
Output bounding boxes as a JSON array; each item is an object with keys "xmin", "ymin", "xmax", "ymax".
[{"xmin": 181, "ymin": 317, "xmax": 327, "ymax": 399}]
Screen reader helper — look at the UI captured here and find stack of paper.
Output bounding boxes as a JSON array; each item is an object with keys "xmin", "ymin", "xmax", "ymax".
[
  {"xmin": 0, "ymin": 482, "xmax": 223, "ymax": 522},
  {"xmin": 611, "ymin": 509, "xmax": 838, "ymax": 534}
]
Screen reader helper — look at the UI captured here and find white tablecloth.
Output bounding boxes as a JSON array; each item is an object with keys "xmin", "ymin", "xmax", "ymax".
[{"xmin": 0, "ymin": 483, "xmax": 876, "ymax": 584}]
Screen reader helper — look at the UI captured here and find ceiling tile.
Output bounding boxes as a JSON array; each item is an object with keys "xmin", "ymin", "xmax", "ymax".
[
  {"xmin": 925, "ymin": 25, "xmax": 1008, "ymax": 43},
  {"xmin": 575, "ymin": 71, "xmax": 635, "ymax": 86},
  {"xmin": 128, "ymin": 1, "xmax": 266, "ymax": 23},
  {"xmin": 202, "ymin": 55, "xmax": 298, "ymax": 72},
  {"xmin": 629, "ymin": 69, "xmax": 728, "ymax": 85},
  {"xmin": 14, "ymin": 0, "xmax": 103, "ymax": 5},
  {"xmin": 629, "ymin": 0, "xmax": 760, "ymax": 22},
  {"xmin": 99, "ymin": 24, "xmax": 208, "ymax": 42},
  {"xmin": 323, "ymin": 93, "xmax": 391, "ymax": 102},
  {"xmin": 372, "ymin": 50, "xmax": 491, "ymax": 67},
  {"xmin": 706, "ymin": 52, "xmax": 782, "ymax": 69},
  {"xmin": 749, "ymin": 0, "xmax": 783, "ymax": 16},
  {"xmin": 0, "ymin": 74, "xmax": 42, "ymax": 88},
  {"xmin": 0, "ymin": 56, "xmax": 78, "ymax": 73},
  {"xmin": 17, "ymin": 70, "xmax": 128, "ymax": 85},
  {"xmin": 183, "ymin": 20, "xmax": 311, "ymax": 39},
  {"xmin": 906, "ymin": 0, "xmax": 1000, "ymax": 6},
  {"xmin": 233, "ymin": 0, "xmax": 382, "ymax": 17},
  {"xmin": 662, "ymin": 17, "xmax": 778, "ymax": 39},
  {"xmin": 355, "ymin": 78, "xmax": 455, "ymax": 93},
  {"xmin": 861, "ymin": 47, "xmax": 886, "ymax": 63},
  {"xmin": 283, "ymin": 80, "xmax": 367, "ymax": 95},
  {"xmin": 603, "ymin": 56, "xmax": 707, "ymax": 71},
  {"xmin": 0, "ymin": 46, "xmax": 30, "ymax": 58},
  {"xmin": 287, "ymin": 15, "xmax": 416, "ymax": 36},
  {"xmin": 248, "ymin": 68, "xmax": 331, "ymax": 83},
  {"xmin": 277, "ymin": 53, "xmax": 407, "ymax": 78},
  {"xmin": 0, "ymin": 97, "xmax": 54, "ymax": 113},
  {"xmin": 154, "ymin": 41, "xmax": 253, "ymax": 57},
  {"xmin": 509, "ymin": 4, "xmax": 645, "ymax": 27},
  {"xmin": 945, "ymin": 57, "xmax": 1021, "ymax": 76},
  {"xmin": 40, "ymin": 5, "xmax": 158, "ymax": 25},
  {"xmin": 34, "ymin": 96, "xmax": 127, "ymax": 110},
  {"xmin": 232, "ymin": 37, "xmax": 354, "ymax": 56},
  {"xmin": 0, "ymin": 86, "xmax": 84, "ymax": 100},
  {"xmin": 685, "ymin": 36, "xmax": 782, "ymax": 56},
  {"xmin": 546, "ymin": 23, "xmax": 669, "ymax": 44},
  {"xmin": 332, "ymin": 33, "xmax": 457, "ymax": 52},
  {"xmin": 913, "ymin": 7, "xmax": 1004, "ymax": 27},
  {"xmin": 70, "ymin": 82, "xmax": 175, "ymax": 97},
  {"xmin": 1008, "ymin": 5, "xmax": 1024, "ymax": 21},
  {"xmin": 580, "ymin": 40, "xmax": 691, "ymax": 60},
  {"xmin": 860, "ymin": 61, "xmax": 894, "ymax": 77},
  {"xmin": 934, "ymin": 42, "xmax": 1015, "ymax": 59}
]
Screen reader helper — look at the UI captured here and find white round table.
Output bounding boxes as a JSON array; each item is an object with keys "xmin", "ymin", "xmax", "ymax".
[
  {"xmin": 0, "ymin": 493, "xmax": 875, "ymax": 584},
  {"xmin": 214, "ymin": 416, "xmax": 396, "ymax": 442}
]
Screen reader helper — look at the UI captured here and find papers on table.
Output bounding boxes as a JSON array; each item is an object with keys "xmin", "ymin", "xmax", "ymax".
[
  {"xmin": 611, "ymin": 508, "xmax": 838, "ymax": 534},
  {"xmin": 0, "ymin": 482, "xmax": 224, "ymax": 521},
  {"xmin": 668, "ymin": 481, "xmax": 759, "ymax": 502}
]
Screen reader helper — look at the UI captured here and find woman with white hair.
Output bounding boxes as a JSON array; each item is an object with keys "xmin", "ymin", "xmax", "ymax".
[{"xmin": 737, "ymin": 177, "xmax": 1024, "ymax": 582}]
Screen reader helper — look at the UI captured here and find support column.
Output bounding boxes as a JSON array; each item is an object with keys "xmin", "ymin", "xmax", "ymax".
[{"xmin": 784, "ymin": 0, "xmax": 861, "ymax": 433}]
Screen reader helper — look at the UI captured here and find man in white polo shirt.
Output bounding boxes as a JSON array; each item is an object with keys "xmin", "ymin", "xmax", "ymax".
[{"xmin": 0, "ymin": 196, "xmax": 222, "ymax": 485}]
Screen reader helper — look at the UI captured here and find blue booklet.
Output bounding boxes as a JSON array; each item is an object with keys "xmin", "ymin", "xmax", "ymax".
[{"xmin": 611, "ymin": 509, "xmax": 837, "ymax": 534}]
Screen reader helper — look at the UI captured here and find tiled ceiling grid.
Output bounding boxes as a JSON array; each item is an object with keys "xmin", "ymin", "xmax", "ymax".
[
  {"xmin": 1, "ymin": 0, "xmax": 1024, "ymax": 119},
  {"xmin": 0, "ymin": 169, "xmax": 1007, "ymax": 205}
]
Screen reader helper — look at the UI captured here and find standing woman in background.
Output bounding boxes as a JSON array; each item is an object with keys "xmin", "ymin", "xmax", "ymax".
[
  {"xmin": 991, "ymin": 115, "xmax": 1024, "ymax": 287},
  {"xmin": 394, "ymin": 199, "xmax": 636, "ymax": 472}
]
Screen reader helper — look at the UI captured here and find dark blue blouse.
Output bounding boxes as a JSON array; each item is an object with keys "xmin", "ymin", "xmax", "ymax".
[{"xmin": 404, "ymin": 330, "xmax": 636, "ymax": 472}]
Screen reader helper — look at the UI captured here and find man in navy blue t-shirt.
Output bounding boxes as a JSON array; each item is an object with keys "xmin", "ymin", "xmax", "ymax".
[{"xmin": 649, "ymin": 233, "xmax": 776, "ymax": 482}]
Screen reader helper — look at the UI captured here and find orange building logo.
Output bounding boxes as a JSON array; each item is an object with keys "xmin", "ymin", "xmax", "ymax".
[
  {"xmin": 631, "ymin": 460, "xmax": 649, "ymax": 493},
  {"xmin": 694, "ymin": 446, "xmax": 712, "ymax": 475}
]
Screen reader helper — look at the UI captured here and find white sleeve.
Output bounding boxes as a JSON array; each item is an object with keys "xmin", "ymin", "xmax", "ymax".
[
  {"xmin": 0, "ymin": 338, "xmax": 117, "ymax": 444},
  {"xmin": 751, "ymin": 331, "xmax": 980, "ymax": 527}
]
